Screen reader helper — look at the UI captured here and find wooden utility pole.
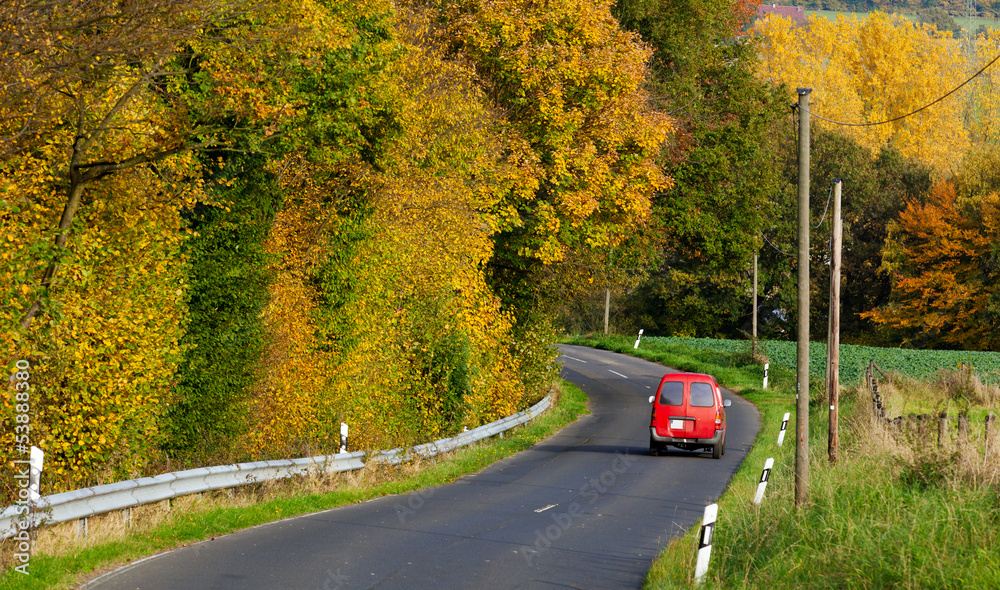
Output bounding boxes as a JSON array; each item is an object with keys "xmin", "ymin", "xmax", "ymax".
[
  {"xmin": 604, "ymin": 289, "xmax": 610, "ymax": 336},
  {"xmin": 795, "ymin": 88, "xmax": 811, "ymax": 507},
  {"xmin": 753, "ymin": 253, "xmax": 758, "ymax": 359},
  {"xmin": 827, "ymin": 180, "xmax": 843, "ymax": 463}
]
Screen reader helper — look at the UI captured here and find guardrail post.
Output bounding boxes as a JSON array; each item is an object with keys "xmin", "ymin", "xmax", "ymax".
[
  {"xmin": 694, "ymin": 503, "xmax": 718, "ymax": 584},
  {"xmin": 753, "ymin": 458, "xmax": 774, "ymax": 505},
  {"xmin": 77, "ymin": 517, "xmax": 88, "ymax": 539},
  {"xmin": 123, "ymin": 507, "xmax": 132, "ymax": 529}
]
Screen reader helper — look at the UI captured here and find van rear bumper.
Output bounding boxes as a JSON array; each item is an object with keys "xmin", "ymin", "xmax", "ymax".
[{"xmin": 650, "ymin": 427, "xmax": 723, "ymax": 446}]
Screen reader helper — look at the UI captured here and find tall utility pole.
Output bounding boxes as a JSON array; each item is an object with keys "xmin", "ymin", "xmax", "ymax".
[
  {"xmin": 827, "ymin": 180, "xmax": 843, "ymax": 463},
  {"xmin": 752, "ymin": 253, "xmax": 759, "ymax": 359},
  {"xmin": 604, "ymin": 289, "xmax": 610, "ymax": 336},
  {"xmin": 795, "ymin": 88, "xmax": 812, "ymax": 507}
]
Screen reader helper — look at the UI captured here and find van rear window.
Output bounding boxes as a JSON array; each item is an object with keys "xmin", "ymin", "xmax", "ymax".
[
  {"xmin": 690, "ymin": 382, "xmax": 715, "ymax": 407},
  {"xmin": 658, "ymin": 381, "xmax": 684, "ymax": 406}
]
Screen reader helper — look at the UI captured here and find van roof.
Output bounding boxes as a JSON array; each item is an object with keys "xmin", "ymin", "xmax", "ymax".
[{"xmin": 660, "ymin": 372, "xmax": 715, "ymax": 380}]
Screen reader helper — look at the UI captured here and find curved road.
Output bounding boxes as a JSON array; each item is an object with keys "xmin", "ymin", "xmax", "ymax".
[{"xmin": 85, "ymin": 344, "xmax": 760, "ymax": 590}]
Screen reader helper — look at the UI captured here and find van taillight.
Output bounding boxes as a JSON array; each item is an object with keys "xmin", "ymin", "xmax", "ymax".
[{"xmin": 715, "ymin": 409, "xmax": 722, "ymax": 428}]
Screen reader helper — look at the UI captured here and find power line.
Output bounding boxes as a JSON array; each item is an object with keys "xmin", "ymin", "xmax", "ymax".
[
  {"xmin": 761, "ymin": 230, "xmax": 794, "ymax": 258},
  {"xmin": 815, "ymin": 182, "xmax": 834, "ymax": 228},
  {"xmin": 796, "ymin": 51, "xmax": 1000, "ymax": 127}
]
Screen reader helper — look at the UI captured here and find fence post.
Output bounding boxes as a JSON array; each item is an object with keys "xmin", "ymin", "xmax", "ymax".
[
  {"xmin": 986, "ymin": 413, "xmax": 996, "ymax": 457},
  {"xmin": 918, "ymin": 415, "xmax": 930, "ymax": 448},
  {"xmin": 938, "ymin": 412, "xmax": 948, "ymax": 450},
  {"xmin": 694, "ymin": 503, "xmax": 718, "ymax": 584},
  {"xmin": 958, "ymin": 412, "xmax": 969, "ymax": 448}
]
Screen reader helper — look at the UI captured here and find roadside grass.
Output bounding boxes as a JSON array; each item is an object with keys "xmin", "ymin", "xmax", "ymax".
[
  {"xmin": 0, "ymin": 381, "xmax": 588, "ymax": 590},
  {"xmin": 564, "ymin": 335, "xmax": 1000, "ymax": 590}
]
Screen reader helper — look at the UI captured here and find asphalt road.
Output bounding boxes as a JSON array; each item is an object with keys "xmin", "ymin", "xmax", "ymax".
[{"xmin": 84, "ymin": 344, "xmax": 760, "ymax": 590}]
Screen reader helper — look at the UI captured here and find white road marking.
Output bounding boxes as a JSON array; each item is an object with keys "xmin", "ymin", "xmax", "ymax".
[
  {"xmin": 563, "ymin": 356, "xmax": 588, "ymax": 363},
  {"xmin": 609, "ymin": 370, "xmax": 628, "ymax": 378},
  {"xmin": 534, "ymin": 504, "xmax": 558, "ymax": 513}
]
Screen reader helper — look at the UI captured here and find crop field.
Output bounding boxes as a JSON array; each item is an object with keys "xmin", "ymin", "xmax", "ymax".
[{"xmin": 641, "ymin": 336, "xmax": 1000, "ymax": 385}]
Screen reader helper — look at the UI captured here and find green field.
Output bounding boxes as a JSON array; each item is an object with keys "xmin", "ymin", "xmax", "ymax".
[{"xmin": 643, "ymin": 336, "xmax": 1000, "ymax": 384}]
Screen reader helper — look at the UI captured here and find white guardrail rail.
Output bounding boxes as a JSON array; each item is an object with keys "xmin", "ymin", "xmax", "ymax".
[{"xmin": 0, "ymin": 396, "xmax": 551, "ymax": 540}]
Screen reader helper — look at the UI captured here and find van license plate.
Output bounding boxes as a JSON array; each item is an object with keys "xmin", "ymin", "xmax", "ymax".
[{"xmin": 670, "ymin": 419, "xmax": 684, "ymax": 430}]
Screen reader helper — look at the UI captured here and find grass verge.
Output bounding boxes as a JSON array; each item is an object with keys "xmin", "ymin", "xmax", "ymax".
[
  {"xmin": 565, "ymin": 335, "xmax": 1000, "ymax": 590},
  {"xmin": 0, "ymin": 381, "xmax": 588, "ymax": 590}
]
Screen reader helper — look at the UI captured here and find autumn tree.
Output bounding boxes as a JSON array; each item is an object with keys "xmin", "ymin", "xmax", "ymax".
[
  {"xmin": 606, "ymin": 0, "xmax": 785, "ymax": 337},
  {"xmin": 753, "ymin": 128, "xmax": 933, "ymax": 342},
  {"xmin": 411, "ymin": 0, "xmax": 672, "ymax": 319},
  {"xmin": 0, "ymin": 0, "xmax": 371, "ymax": 486},
  {"xmin": 756, "ymin": 12, "xmax": 970, "ymax": 175},
  {"xmin": 165, "ymin": 0, "xmax": 403, "ymax": 457},
  {"xmin": 1, "ymin": 0, "xmax": 337, "ymax": 335},
  {"xmin": 863, "ymin": 181, "xmax": 1000, "ymax": 350}
]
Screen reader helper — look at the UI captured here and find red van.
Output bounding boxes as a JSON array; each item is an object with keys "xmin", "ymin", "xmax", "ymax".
[{"xmin": 648, "ymin": 373, "xmax": 732, "ymax": 459}]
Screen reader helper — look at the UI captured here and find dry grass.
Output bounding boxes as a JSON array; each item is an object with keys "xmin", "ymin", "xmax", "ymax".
[{"xmin": 850, "ymin": 366, "xmax": 1000, "ymax": 488}]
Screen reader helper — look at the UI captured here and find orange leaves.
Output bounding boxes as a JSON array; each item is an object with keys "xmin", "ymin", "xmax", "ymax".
[{"xmin": 863, "ymin": 181, "xmax": 1000, "ymax": 350}]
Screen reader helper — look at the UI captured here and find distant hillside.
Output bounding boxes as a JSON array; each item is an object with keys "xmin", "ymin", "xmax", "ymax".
[
  {"xmin": 764, "ymin": 2, "xmax": 1000, "ymax": 35},
  {"xmin": 793, "ymin": 0, "xmax": 997, "ymax": 16}
]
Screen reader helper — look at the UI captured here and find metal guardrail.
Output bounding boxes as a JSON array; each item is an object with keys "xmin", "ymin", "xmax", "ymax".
[{"xmin": 0, "ymin": 396, "xmax": 551, "ymax": 540}]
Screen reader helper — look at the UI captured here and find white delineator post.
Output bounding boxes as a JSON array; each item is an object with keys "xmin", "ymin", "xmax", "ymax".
[
  {"xmin": 777, "ymin": 412, "xmax": 790, "ymax": 446},
  {"xmin": 753, "ymin": 458, "xmax": 774, "ymax": 505},
  {"xmin": 763, "ymin": 363, "xmax": 769, "ymax": 390},
  {"xmin": 339, "ymin": 423, "xmax": 349, "ymax": 454},
  {"xmin": 694, "ymin": 503, "xmax": 718, "ymax": 583},
  {"xmin": 28, "ymin": 446, "xmax": 43, "ymax": 502},
  {"xmin": 633, "ymin": 329, "xmax": 644, "ymax": 349}
]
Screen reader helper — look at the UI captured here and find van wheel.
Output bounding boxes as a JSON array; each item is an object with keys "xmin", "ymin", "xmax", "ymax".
[
  {"xmin": 649, "ymin": 437, "xmax": 660, "ymax": 456},
  {"xmin": 712, "ymin": 442, "xmax": 722, "ymax": 460}
]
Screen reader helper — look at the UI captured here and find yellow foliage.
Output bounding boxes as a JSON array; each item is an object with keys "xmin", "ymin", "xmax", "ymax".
[
  {"xmin": 756, "ymin": 12, "xmax": 970, "ymax": 175},
  {"xmin": 1, "ymin": 164, "xmax": 191, "ymax": 491},
  {"xmin": 433, "ymin": 0, "xmax": 674, "ymax": 263},
  {"xmin": 969, "ymin": 29, "xmax": 1000, "ymax": 144},
  {"xmin": 318, "ymin": 12, "xmax": 535, "ymax": 449},
  {"xmin": 241, "ymin": 193, "xmax": 334, "ymax": 457}
]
